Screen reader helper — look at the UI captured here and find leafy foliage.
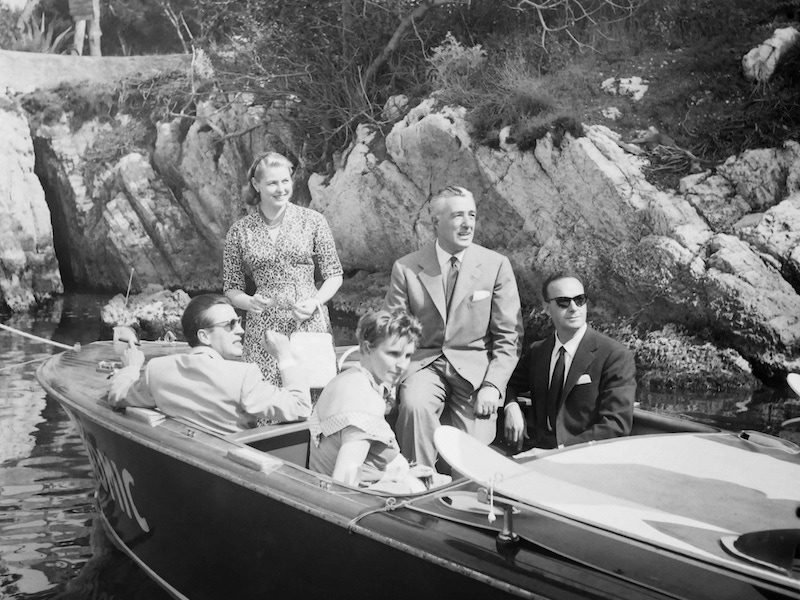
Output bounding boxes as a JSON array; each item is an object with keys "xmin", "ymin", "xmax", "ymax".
[
  {"xmin": 10, "ymin": 13, "xmax": 72, "ymax": 54},
  {"xmin": 0, "ymin": 5, "xmax": 19, "ymax": 49}
]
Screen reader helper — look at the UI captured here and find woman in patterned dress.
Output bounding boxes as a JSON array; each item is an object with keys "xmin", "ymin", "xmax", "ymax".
[{"xmin": 223, "ymin": 152, "xmax": 343, "ymax": 385}]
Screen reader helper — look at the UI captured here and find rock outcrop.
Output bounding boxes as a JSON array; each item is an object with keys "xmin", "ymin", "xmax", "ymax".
[
  {"xmin": 311, "ymin": 101, "xmax": 800, "ymax": 376},
  {"xmin": 2, "ymin": 66, "xmax": 799, "ymax": 379},
  {"xmin": 30, "ymin": 96, "xmax": 294, "ymax": 293},
  {"xmin": 0, "ymin": 94, "xmax": 62, "ymax": 311}
]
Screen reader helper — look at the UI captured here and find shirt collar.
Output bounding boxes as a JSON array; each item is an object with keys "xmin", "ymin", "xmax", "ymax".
[
  {"xmin": 435, "ymin": 241, "xmax": 467, "ymax": 270},
  {"xmin": 356, "ymin": 365, "xmax": 394, "ymax": 399},
  {"xmin": 555, "ymin": 324, "xmax": 588, "ymax": 357}
]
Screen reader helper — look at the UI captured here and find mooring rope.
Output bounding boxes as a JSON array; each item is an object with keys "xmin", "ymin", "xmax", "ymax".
[
  {"xmin": 0, "ymin": 355, "xmax": 52, "ymax": 373},
  {"xmin": 0, "ymin": 322, "xmax": 81, "ymax": 352},
  {"xmin": 346, "ymin": 496, "xmax": 416, "ymax": 533}
]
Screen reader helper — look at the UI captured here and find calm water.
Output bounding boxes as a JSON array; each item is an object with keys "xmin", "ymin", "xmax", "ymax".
[{"xmin": 1, "ymin": 293, "xmax": 799, "ymax": 599}]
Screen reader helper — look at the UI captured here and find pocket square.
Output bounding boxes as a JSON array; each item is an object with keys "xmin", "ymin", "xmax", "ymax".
[
  {"xmin": 472, "ymin": 290, "xmax": 491, "ymax": 302},
  {"xmin": 576, "ymin": 374, "xmax": 592, "ymax": 385}
]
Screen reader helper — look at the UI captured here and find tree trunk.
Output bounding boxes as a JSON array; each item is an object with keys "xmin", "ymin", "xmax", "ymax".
[{"xmin": 88, "ymin": 0, "xmax": 101, "ymax": 56}]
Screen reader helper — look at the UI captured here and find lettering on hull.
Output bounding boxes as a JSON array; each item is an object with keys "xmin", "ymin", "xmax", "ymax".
[{"xmin": 70, "ymin": 413, "xmax": 150, "ymax": 533}]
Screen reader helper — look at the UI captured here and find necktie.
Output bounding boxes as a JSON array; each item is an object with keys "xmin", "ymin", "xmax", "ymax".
[
  {"xmin": 546, "ymin": 346, "xmax": 566, "ymax": 431},
  {"xmin": 445, "ymin": 256, "xmax": 459, "ymax": 314}
]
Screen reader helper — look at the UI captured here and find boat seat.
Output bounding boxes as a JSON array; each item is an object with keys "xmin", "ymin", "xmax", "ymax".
[{"xmin": 226, "ymin": 420, "xmax": 311, "ymax": 468}]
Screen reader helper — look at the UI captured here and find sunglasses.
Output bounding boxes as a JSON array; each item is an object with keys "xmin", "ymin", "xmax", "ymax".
[
  {"xmin": 547, "ymin": 294, "xmax": 587, "ymax": 309},
  {"xmin": 204, "ymin": 316, "xmax": 242, "ymax": 332}
]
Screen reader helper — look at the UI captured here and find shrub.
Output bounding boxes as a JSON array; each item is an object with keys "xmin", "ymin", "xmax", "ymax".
[
  {"xmin": 427, "ymin": 32, "xmax": 487, "ymax": 88},
  {"xmin": 0, "ymin": 5, "xmax": 18, "ymax": 49},
  {"xmin": 10, "ymin": 13, "xmax": 72, "ymax": 54}
]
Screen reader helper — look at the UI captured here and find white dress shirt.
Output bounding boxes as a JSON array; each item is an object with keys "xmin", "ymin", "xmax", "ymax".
[{"xmin": 549, "ymin": 324, "xmax": 588, "ymax": 385}]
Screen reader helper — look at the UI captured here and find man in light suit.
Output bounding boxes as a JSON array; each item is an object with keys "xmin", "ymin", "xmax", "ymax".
[
  {"xmin": 109, "ymin": 294, "xmax": 311, "ymax": 435},
  {"xmin": 384, "ymin": 186, "xmax": 523, "ymax": 469},
  {"xmin": 504, "ymin": 272, "xmax": 635, "ymax": 450}
]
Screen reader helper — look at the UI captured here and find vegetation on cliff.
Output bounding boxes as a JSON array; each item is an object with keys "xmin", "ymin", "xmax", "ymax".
[
  {"xmin": 7, "ymin": 0, "xmax": 799, "ymax": 181},
  {"xmin": 6, "ymin": 0, "xmax": 799, "ymax": 391}
]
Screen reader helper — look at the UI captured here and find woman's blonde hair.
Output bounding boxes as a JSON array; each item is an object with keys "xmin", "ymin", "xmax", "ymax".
[{"xmin": 242, "ymin": 152, "xmax": 295, "ymax": 206}]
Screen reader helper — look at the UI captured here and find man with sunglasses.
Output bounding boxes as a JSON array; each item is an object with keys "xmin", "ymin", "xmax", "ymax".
[
  {"xmin": 109, "ymin": 294, "xmax": 311, "ymax": 435},
  {"xmin": 504, "ymin": 272, "xmax": 635, "ymax": 451}
]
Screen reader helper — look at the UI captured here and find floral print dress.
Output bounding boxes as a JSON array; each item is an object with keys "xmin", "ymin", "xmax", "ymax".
[{"xmin": 223, "ymin": 203, "xmax": 343, "ymax": 385}]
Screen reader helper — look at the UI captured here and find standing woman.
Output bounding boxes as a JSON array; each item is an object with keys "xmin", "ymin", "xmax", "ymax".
[{"xmin": 224, "ymin": 152, "xmax": 343, "ymax": 385}]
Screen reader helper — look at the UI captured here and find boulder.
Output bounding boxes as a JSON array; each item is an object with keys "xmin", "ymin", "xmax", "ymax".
[
  {"xmin": 742, "ymin": 27, "xmax": 800, "ymax": 83},
  {"xmin": 716, "ymin": 143, "xmax": 800, "ymax": 210},
  {"xmin": 0, "ymin": 94, "xmax": 62, "ymax": 311},
  {"xmin": 101, "ymin": 285, "xmax": 190, "ymax": 340}
]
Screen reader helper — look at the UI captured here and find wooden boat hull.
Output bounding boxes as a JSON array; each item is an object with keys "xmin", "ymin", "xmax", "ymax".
[{"xmin": 37, "ymin": 342, "xmax": 800, "ymax": 600}]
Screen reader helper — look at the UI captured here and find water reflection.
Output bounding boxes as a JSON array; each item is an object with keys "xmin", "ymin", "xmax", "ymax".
[
  {"xmin": 1, "ymin": 293, "xmax": 799, "ymax": 598},
  {"xmin": 637, "ymin": 385, "xmax": 800, "ymax": 436}
]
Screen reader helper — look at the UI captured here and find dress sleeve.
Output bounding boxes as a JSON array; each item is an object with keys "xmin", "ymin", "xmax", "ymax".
[
  {"xmin": 223, "ymin": 222, "xmax": 246, "ymax": 293},
  {"xmin": 312, "ymin": 213, "xmax": 343, "ymax": 280}
]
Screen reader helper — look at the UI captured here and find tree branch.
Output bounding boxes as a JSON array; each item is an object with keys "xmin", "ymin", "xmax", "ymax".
[{"xmin": 362, "ymin": 0, "xmax": 470, "ymax": 88}]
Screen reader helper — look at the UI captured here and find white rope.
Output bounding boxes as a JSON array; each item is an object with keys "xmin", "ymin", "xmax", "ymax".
[
  {"xmin": 0, "ymin": 322, "xmax": 81, "ymax": 352},
  {"xmin": 0, "ymin": 355, "xmax": 51, "ymax": 373}
]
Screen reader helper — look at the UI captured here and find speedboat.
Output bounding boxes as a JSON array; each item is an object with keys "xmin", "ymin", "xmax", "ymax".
[{"xmin": 36, "ymin": 340, "xmax": 800, "ymax": 600}]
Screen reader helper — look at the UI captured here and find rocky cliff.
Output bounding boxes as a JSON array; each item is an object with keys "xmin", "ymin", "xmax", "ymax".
[
  {"xmin": 0, "ymin": 93, "xmax": 62, "ymax": 311},
  {"xmin": 2, "ymin": 50, "xmax": 799, "ymax": 381}
]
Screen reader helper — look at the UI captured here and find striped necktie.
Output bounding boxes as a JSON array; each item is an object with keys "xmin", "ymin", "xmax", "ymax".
[{"xmin": 445, "ymin": 255, "xmax": 459, "ymax": 314}]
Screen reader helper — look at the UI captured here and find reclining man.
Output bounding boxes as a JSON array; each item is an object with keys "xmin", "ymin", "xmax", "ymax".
[{"xmin": 109, "ymin": 294, "xmax": 311, "ymax": 435}]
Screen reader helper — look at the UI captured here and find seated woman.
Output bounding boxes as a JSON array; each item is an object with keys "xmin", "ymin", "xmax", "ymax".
[{"xmin": 309, "ymin": 309, "xmax": 432, "ymax": 491}]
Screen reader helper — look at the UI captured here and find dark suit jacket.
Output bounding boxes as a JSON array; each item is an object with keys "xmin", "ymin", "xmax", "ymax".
[
  {"xmin": 383, "ymin": 243, "xmax": 522, "ymax": 394},
  {"xmin": 508, "ymin": 326, "xmax": 636, "ymax": 447}
]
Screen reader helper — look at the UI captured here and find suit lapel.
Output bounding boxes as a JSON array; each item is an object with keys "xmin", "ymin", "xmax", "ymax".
[
  {"xmin": 416, "ymin": 246, "xmax": 447, "ymax": 321},
  {"xmin": 562, "ymin": 327, "xmax": 598, "ymax": 401},
  {"xmin": 449, "ymin": 245, "xmax": 480, "ymax": 312},
  {"xmin": 534, "ymin": 335, "xmax": 555, "ymax": 400}
]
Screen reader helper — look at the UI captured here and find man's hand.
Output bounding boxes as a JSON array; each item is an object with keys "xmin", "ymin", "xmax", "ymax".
[
  {"xmin": 121, "ymin": 338, "xmax": 145, "ymax": 370},
  {"xmin": 474, "ymin": 385, "xmax": 501, "ymax": 418},
  {"xmin": 263, "ymin": 330, "xmax": 294, "ymax": 364},
  {"xmin": 503, "ymin": 402, "xmax": 528, "ymax": 451},
  {"xmin": 291, "ymin": 299, "xmax": 319, "ymax": 322},
  {"xmin": 109, "ymin": 339, "xmax": 144, "ymax": 407}
]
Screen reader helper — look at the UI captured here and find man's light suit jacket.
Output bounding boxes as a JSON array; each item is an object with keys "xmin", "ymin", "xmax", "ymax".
[
  {"xmin": 110, "ymin": 347, "xmax": 311, "ymax": 436},
  {"xmin": 383, "ymin": 243, "xmax": 522, "ymax": 394}
]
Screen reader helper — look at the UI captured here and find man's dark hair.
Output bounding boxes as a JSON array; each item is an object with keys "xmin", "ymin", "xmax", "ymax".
[
  {"xmin": 182, "ymin": 294, "xmax": 232, "ymax": 347},
  {"xmin": 541, "ymin": 271, "xmax": 585, "ymax": 302}
]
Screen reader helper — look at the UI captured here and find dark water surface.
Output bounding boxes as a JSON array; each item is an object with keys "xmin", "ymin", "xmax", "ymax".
[{"xmin": 1, "ymin": 293, "xmax": 798, "ymax": 599}]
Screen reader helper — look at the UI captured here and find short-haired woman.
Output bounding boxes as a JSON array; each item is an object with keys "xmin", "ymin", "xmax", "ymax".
[{"xmin": 309, "ymin": 310, "xmax": 435, "ymax": 492}]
